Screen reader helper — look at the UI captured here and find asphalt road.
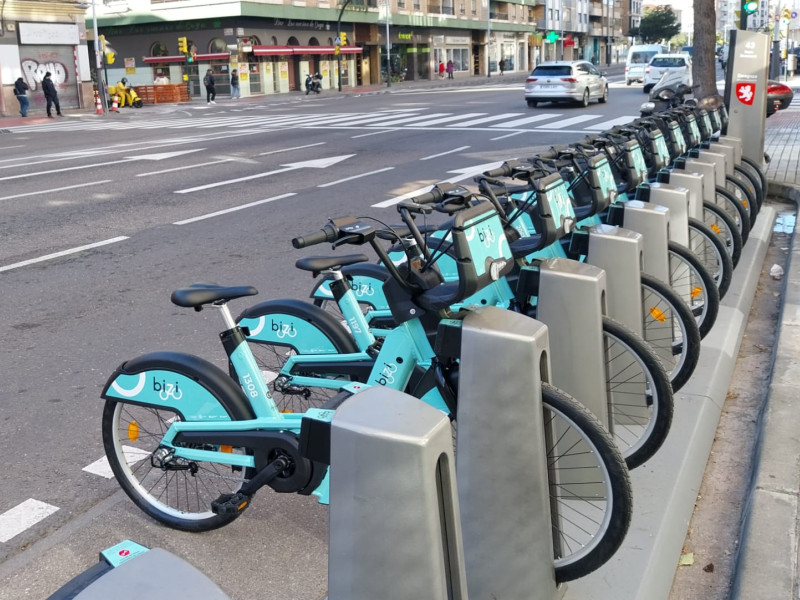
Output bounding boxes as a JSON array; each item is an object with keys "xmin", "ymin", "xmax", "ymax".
[{"xmin": 0, "ymin": 78, "xmax": 648, "ymax": 599}]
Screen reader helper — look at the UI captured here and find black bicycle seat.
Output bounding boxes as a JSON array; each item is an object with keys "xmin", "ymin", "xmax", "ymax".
[
  {"xmin": 295, "ymin": 254, "xmax": 369, "ymax": 273},
  {"xmin": 171, "ymin": 284, "xmax": 258, "ymax": 308}
]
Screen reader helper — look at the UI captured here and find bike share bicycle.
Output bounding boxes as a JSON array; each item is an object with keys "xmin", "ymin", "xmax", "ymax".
[{"xmin": 101, "ymin": 188, "xmax": 633, "ymax": 583}]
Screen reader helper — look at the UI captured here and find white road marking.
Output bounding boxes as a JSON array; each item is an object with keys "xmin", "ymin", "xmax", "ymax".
[
  {"xmin": 405, "ymin": 113, "xmax": 486, "ymax": 127},
  {"xmin": 586, "ymin": 115, "xmax": 641, "ymax": 130},
  {"xmin": 137, "ymin": 159, "xmax": 235, "ymax": 177},
  {"xmin": 351, "ymin": 129, "xmax": 400, "ymax": 138},
  {"xmin": 318, "ymin": 167, "xmax": 395, "ymax": 188},
  {"xmin": 420, "ymin": 146, "xmax": 471, "ymax": 161},
  {"xmin": 173, "ymin": 193, "xmax": 296, "ymax": 224},
  {"xmin": 446, "ymin": 113, "xmax": 524, "ymax": 127},
  {"xmin": 491, "ymin": 113, "xmax": 564, "ymax": 128},
  {"xmin": 0, "ymin": 179, "xmax": 112, "ymax": 201},
  {"xmin": 0, "ymin": 499, "xmax": 59, "ymax": 543},
  {"xmin": 537, "ymin": 114, "xmax": 602, "ymax": 129},
  {"xmin": 83, "ymin": 446, "xmax": 152, "ymax": 479},
  {"xmin": 0, "ymin": 236, "xmax": 129, "ymax": 273},
  {"xmin": 259, "ymin": 142, "xmax": 326, "ymax": 155},
  {"xmin": 490, "ymin": 131, "xmax": 526, "ymax": 141}
]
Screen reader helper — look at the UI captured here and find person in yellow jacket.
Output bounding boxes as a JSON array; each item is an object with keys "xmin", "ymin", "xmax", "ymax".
[{"xmin": 116, "ymin": 78, "xmax": 132, "ymax": 107}]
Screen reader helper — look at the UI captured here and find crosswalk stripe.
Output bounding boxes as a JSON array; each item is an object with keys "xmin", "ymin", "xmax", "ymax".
[
  {"xmin": 535, "ymin": 114, "xmax": 601, "ymax": 129},
  {"xmin": 586, "ymin": 115, "xmax": 641, "ymax": 130},
  {"xmin": 327, "ymin": 111, "xmax": 424, "ymax": 126},
  {"xmin": 491, "ymin": 113, "xmax": 563, "ymax": 128},
  {"xmin": 404, "ymin": 112, "xmax": 486, "ymax": 127},
  {"xmin": 364, "ymin": 112, "xmax": 453, "ymax": 127},
  {"xmin": 446, "ymin": 112, "xmax": 525, "ymax": 127}
]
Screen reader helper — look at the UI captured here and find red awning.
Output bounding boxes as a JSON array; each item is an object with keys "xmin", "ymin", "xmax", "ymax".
[
  {"xmin": 252, "ymin": 45, "xmax": 362, "ymax": 56},
  {"xmin": 194, "ymin": 53, "xmax": 231, "ymax": 61},
  {"xmin": 143, "ymin": 55, "xmax": 186, "ymax": 64}
]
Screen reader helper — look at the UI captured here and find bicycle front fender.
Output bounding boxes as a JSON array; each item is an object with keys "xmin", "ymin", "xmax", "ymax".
[{"xmin": 102, "ymin": 351, "xmax": 255, "ymax": 421}]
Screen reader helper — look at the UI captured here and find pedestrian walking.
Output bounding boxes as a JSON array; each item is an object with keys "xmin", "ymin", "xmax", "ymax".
[
  {"xmin": 498, "ymin": 59, "xmax": 505, "ymax": 75},
  {"xmin": 438, "ymin": 61, "xmax": 445, "ymax": 78},
  {"xmin": 446, "ymin": 59, "xmax": 454, "ymax": 79},
  {"xmin": 13, "ymin": 77, "xmax": 29, "ymax": 117},
  {"xmin": 230, "ymin": 69, "xmax": 240, "ymax": 99},
  {"xmin": 42, "ymin": 72, "xmax": 62, "ymax": 118},
  {"xmin": 203, "ymin": 69, "xmax": 216, "ymax": 104}
]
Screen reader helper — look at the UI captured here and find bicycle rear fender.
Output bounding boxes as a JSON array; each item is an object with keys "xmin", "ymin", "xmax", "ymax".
[
  {"xmin": 101, "ymin": 352, "xmax": 255, "ymax": 421},
  {"xmin": 237, "ymin": 299, "xmax": 358, "ymax": 354},
  {"xmin": 309, "ymin": 263, "xmax": 391, "ymax": 310}
]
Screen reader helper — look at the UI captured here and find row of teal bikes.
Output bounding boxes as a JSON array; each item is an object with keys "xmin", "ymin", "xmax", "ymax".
[{"xmin": 100, "ymin": 99, "xmax": 764, "ymax": 584}]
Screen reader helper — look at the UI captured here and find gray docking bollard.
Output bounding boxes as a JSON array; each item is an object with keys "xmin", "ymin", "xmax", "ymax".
[
  {"xmin": 456, "ymin": 306, "xmax": 561, "ymax": 599},
  {"xmin": 327, "ymin": 386, "xmax": 467, "ymax": 600},
  {"xmin": 620, "ymin": 200, "xmax": 671, "ymax": 284},
  {"xmin": 640, "ymin": 182, "xmax": 691, "ymax": 246}
]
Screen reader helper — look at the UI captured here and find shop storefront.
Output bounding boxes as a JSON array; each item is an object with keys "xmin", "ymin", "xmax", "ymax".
[
  {"xmin": 433, "ymin": 34, "xmax": 471, "ymax": 75},
  {"xmin": 17, "ymin": 22, "xmax": 83, "ymax": 111}
]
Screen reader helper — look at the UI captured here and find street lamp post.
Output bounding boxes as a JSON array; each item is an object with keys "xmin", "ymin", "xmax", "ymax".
[
  {"xmin": 487, "ymin": 2, "xmax": 492, "ymax": 78},
  {"xmin": 336, "ymin": 0, "xmax": 352, "ymax": 92},
  {"xmin": 78, "ymin": 0, "xmax": 107, "ymax": 113}
]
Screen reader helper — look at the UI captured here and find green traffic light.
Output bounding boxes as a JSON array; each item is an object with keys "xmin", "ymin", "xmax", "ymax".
[{"xmin": 743, "ymin": 0, "xmax": 758, "ymax": 14}]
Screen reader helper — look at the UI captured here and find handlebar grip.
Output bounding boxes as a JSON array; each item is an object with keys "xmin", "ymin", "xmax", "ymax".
[
  {"xmin": 292, "ymin": 223, "xmax": 338, "ymax": 249},
  {"xmin": 407, "ymin": 187, "xmax": 445, "ymax": 205}
]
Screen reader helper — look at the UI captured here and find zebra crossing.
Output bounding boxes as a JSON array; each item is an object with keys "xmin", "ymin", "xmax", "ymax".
[{"xmin": 6, "ymin": 107, "xmax": 642, "ymax": 135}]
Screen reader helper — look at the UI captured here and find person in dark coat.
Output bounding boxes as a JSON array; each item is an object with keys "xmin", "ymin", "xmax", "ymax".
[
  {"xmin": 14, "ymin": 77, "xmax": 29, "ymax": 117},
  {"xmin": 42, "ymin": 72, "xmax": 62, "ymax": 118},
  {"xmin": 203, "ymin": 69, "xmax": 216, "ymax": 104}
]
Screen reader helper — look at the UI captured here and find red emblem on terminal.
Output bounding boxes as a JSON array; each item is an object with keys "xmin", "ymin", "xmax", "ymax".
[
  {"xmin": 119, "ymin": 549, "xmax": 130, "ymax": 557},
  {"xmin": 736, "ymin": 82, "xmax": 756, "ymax": 105}
]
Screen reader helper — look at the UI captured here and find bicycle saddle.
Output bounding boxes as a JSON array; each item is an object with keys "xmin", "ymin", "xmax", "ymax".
[
  {"xmin": 171, "ymin": 284, "xmax": 258, "ymax": 308},
  {"xmin": 295, "ymin": 254, "xmax": 369, "ymax": 274}
]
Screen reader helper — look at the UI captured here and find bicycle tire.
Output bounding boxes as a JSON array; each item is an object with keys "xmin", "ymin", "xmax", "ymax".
[
  {"xmin": 688, "ymin": 217, "xmax": 734, "ymax": 299},
  {"xmin": 740, "ymin": 155, "xmax": 767, "ymax": 205},
  {"xmin": 640, "ymin": 272, "xmax": 701, "ymax": 392},
  {"xmin": 102, "ymin": 362, "xmax": 254, "ymax": 532},
  {"xmin": 703, "ymin": 201, "xmax": 743, "ymax": 267},
  {"xmin": 725, "ymin": 174, "xmax": 757, "ymax": 227},
  {"xmin": 714, "ymin": 185, "xmax": 750, "ymax": 244},
  {"xmin": 542, "ymin": 383, "xmax": 633, "ymax": 583},
  {"xmin": 668, "ymin": 241, "xmax": 720, "ymax": 338},
  {"xmin": 602, "ymin": 317, "xmax": 674, "ymax": 469},
  {"xmin": 733, "ymin": 164, "xmax": 763, "ymax": 215}
]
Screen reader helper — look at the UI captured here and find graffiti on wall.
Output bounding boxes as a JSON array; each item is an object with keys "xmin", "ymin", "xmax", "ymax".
[{"xmin": 19, "ymin": 46, "xmax": 79, "ymax": 110}]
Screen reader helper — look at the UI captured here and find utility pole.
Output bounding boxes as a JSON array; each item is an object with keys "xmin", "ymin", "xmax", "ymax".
[{"xmin": 336, "ymin": 0, "xmax": 352, "ymax": 92}]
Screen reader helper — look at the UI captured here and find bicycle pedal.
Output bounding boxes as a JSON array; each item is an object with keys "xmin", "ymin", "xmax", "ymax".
[{"xmin": 211, "ymin": 492, "xmax": 251, "ymax": 515}]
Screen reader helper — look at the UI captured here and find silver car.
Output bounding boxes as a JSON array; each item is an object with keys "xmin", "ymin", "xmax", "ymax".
[{"xmin": 524, "ymin": 61, "xmax": 609, "ymax": 108}]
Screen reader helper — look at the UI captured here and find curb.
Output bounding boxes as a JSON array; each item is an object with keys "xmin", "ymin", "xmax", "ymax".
[
  {"xmin": 563, "ymin": 207, "xmax": 776, "ymax": 600},
  {"xmin": 730, "ymin": 184, "xmax": 800, "ymax": 600}
]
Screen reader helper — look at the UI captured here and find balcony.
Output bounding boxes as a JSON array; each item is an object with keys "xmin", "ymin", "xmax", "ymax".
[{"xmin": 429, "ymin": 2, "xmax": 456, "ymax": 13}]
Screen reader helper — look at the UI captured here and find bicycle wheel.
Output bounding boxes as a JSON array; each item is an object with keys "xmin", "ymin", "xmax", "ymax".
[
  {"xmin": 543, "ymin": 383, "xmax": 633, "ymax": 583},
  {"xmin": 602, "ymin": 317, "xmax": 674, "ymax": 469},
  {"xmin": 668, "ymin": 241, "xmax": 721, "ymax": 338},
  {"xmin": 714, "ymin": 186, "xmax": 750, "ymax": 244},
  {"xmin": 703, "ymin": 201, "xmax": 743, "ymax": 268},
  {"xmin": 740, "ymin": 155, "xmax": 767, "ymax": 205},
  {"xmin": 688, "ymin": 218, "xmax": 734, "ymax": 299},
  {"xmin": 725, "ymin": 174, "xmax": 757, "ymax": 227},
  {"xmin": 102, "ymin": 400, "xmax": 252, "ymax": 532},
  {"xmin": 640, "ymin": 273, "xmax": 701, "ymax": 392},
  {"xmin": 733, "ymin": 164, "xmax": 763, "ymax": 215}
]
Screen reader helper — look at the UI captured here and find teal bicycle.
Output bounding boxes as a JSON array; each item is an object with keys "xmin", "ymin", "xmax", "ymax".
[{"xmin": 101, "ymin": 193, "xmax": 633, "ymax": 583}]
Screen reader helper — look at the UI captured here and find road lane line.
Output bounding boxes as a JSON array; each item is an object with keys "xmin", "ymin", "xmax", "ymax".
[
  {"xmin": 419, "ymin": 146, "xmax": 470, "ymax": 161},
  {"xmin": 318, "ymin": 167, "xmax": 395, "ymax": 188},
  {"xmin": 83, "ymin": 447, "xmax": 151, "ymax": 479},
  {"xmin": 0, "ymin": 179, "xmax": 112, "ymax": 201},
  {"xmin": 364, "ymin": 113, "xmax": 453, "ymax": 127},
  {"xmin": 0, "ymin": 499, "xmax": 59, "ymax": 542},
  {"xmin": 259, "ymin": 142, "xmax": 326, "ymax": 156},
  {"xmin": 173, "ymin": 193, "xmax": 296, "ymax": 224},
  {"xmin": 536, "ymin": 114, "xmax": 602, "ymax": 129},
  {"xmin": 490, "ymin": 131, "xmax": 526, "ymax": 141},
  {"xmin": 490, "ymin": 114, "xmax": 563, "ymax": 128},
  {"xmin": 0, "ymin": 236, "xmax": 129, "ymax": 273},
  {"xmin": 446, "ymin": 113, "xmax": 524, "ymax": 127},
  {"xmin": 137, "ymin": 159, "xmax": 235, "ymax": 177},
  {"xmin": 585, "ymin": 115, "xmax": 640, "ymax": 130},
  {"xmin": 351, "ymin": 129, "xmax": 400, "ymax": 138},
  {"xmin": 405, "ymin": 113, "xmax": 486, "ymax": 127}
]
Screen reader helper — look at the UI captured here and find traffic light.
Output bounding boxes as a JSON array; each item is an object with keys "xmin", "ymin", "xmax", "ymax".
[
  {"xmin": 178, "ymin": 36, "xmax": 188, "ymax": 53},
  {"xmin": 340, "ymin": 32, "xmax": 347, "ymax": 45},
  {"xmin": 106, "ymin": 51, "xmax": 116, "ymax": 64},
  {"xmin": 742, "ymin": 0, "xmax": 758, "ymax": 15},
  {"xmin": 98, "ymin": 34, "xmax": 106, "ymax": 52}
]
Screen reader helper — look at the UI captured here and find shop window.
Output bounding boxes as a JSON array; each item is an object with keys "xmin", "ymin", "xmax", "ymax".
[
  {"xmin": 288, "ymin": 36, "xmax": 300, "ymax": 45},
  {"xmin": 271, "ymin": 36, "xmax": 279, "ymax": 45},
  {"xmin": 309, "ymin": 37, "xmax": 320, "ymax": 46}
]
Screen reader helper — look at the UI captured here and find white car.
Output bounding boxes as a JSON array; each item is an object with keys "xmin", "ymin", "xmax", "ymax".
[
  {"xmin": 524, "ymin": 60, "xmax": 609, "ymax": 108},
  {"xmin": 643, "ymin": 53, "xmax": 692, "ymax": 93}
]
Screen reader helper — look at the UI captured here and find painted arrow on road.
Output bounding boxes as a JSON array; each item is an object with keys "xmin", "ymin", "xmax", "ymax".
[
  {"xmin": 0, "ymin": 149, "xmax": 206, "ymax": 182},
  {"xmin": 175, "ymin": 154, "xmax": 356, "ymax": 194}
]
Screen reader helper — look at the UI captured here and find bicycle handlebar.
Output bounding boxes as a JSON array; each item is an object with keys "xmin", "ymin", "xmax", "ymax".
[{"xmin": 292, "ymin": 223, "xmax": 338, "ymax": 249}]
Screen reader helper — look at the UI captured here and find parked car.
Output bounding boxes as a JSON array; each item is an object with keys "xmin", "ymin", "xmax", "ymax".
[
  {"xmin": 766, "ymin": 80, "xmax": 794, "ymax": 116},
  {"xmin": 643, "ymin": 53, "xmax": 692, "ymax": 93},
  {"xmin": 524, "ymin": 60, "xmax": 609, "ymax": 107}
]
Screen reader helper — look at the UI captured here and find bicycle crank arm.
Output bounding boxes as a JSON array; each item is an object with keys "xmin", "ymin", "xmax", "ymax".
[{"xmin": 211, "ymin": 455, "xmax": 290, "ymax": 515}]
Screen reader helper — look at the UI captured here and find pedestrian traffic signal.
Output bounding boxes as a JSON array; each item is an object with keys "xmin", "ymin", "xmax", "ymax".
[
  {"xmin": 340, "ymin": 32, "xmax": 347, "ymax": 45},
  {"xmin": 178, "ymin": 36, "xmax": 188, "ymax": 53},
  {"xmin": 742, "ymin": 0, "xmax": 758, "ymax": 14}
]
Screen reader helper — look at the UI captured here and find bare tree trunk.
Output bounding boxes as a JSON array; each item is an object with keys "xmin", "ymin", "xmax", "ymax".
[{"xmin": 693, "ymin": 0, "xmax": 720, "ymax": 99}]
